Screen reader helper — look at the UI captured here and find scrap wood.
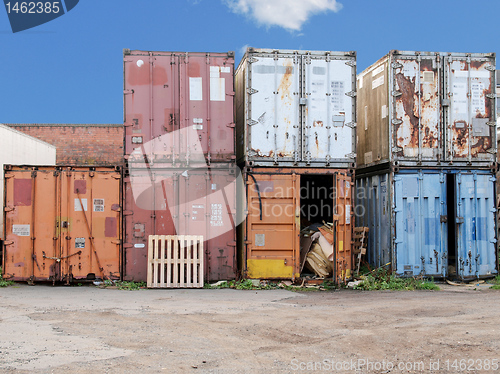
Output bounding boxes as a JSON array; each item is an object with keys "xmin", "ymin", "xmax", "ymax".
[{"xmin": 318, "ymin": 226, "xmax": 334, "ymax": 245}]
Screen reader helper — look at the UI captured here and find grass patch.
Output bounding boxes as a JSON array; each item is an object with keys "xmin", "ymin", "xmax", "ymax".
[
  {"xmin": 98, "ymin": 280, "xmax": 146, "ymax": 290},
  {"xmin": 0, "ymin": 267, "xmax": 15, "ymax": 288},
  {"xmin": 204, "ymin": 279, "xmax": 336, "ymax": 292},
  {"xmin": 489, "ymin": 275, "xmax": 500, "ymax": 289},
  {"xmin": 354, "ymin": 269, "xmax": 440, "ymax": 291}
]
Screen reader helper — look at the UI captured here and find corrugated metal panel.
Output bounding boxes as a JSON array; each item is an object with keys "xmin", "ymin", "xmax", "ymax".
[
  {"xmin": 0, "ymin": 124, "xmax": 56, "ymax": 239},
  {"xmin": 3, "ymin": 166, "xmax": 121, "ymax": 283},
  {"xmin": 123, "ymin": 165, "xmax": 238, "ymax": 282},
  {"xmin": 357, "ymin": 51, "xmax": 496, "ymax": 169},
  {"xmin": 355, "ymin": 173, "xmax": 392, "ymax": 268},
  {"xmin": 244, "ymin": 168, "xmax": 353, "ymax": 282},
  {"xmin": 123, "ymin": 50, "xmax": 235, "ymax": 165},
  {"xmin": 356, "ymin": 168, "xmax": 498, "ymax": 279},
  {"xmin": 455, "ymin": 172, "xmax": 497, "ymax": 278},
  {"xmin": 236, "ymin": 48, "xmax": 356, "ymax": 167}
]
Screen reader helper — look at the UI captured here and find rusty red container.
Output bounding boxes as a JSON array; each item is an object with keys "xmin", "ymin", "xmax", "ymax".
[
  {"xmin": 123, "ymin": 164, "xmax": 238, "ymax": 282},
  {"xmin": 123, "ymin": 50, "xmax": 236, "ymax": 165}
]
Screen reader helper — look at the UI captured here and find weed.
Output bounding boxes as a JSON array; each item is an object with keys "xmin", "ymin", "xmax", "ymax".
[
  {"xmin": 489, "ymin": 275, "xmax": 500, "ymax": 289},
  {"xmin": 354, "ymin": 269, "xmax": 439, "ymax": 291},
  {"xmin": 0, "ymin": 267, "xmax": 15, "ymax": 287},
  {"xmin": 116, "ymin": 281, "xmax": 146, "ymax": 290}
]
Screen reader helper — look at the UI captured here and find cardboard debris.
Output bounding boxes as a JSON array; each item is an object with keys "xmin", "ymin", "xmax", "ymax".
[{"xmin": 305, "ymin": 242, "xmax": 332, "ymax": 278}]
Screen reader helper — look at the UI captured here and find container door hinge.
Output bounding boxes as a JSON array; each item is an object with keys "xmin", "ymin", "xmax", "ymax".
[
  {"xmin": 345, "ymin": 122, "xmax": 356, "ymax": 129},
  {"xmin": 226, "ymin": 122, "xmax": 236, "ymax": 128},
  {"xmin": 486, "ymin": 93, "xmax": 495, "ymax": 99},
  {"xmin": 4, "ymin": 173, "xmax": 14, "ymax": 179},
  {"xmin": 124, "ymin": 89, "xmax": 134, "ymax": 95},
  {"xmin": 440, "ymin": 215, "xmax": 448, "ymax": 223},
  {"xmin": 391, "ymin": 90, "xmax": 402, "ymax": 97},
  {"xmin": 226, "ymin": 91, "xmax": 235, "ymax": 96},
  {"xmin": 248, "ymin": 57, "xmax": 259, "ymax": 64},
  {"xmin": 456, "ymin": 217, "xmax": 464, "ymax": 224},
  {"xmin": 247, "ymin": 88, "xmax": 258, "ymax": 95},
  {"xmin": 345, "ymin": 60, "xmax": 356, "ymax": 67},
  {"xmin": 4, "ymin": 240, "xmax": 14, "ymax": 246},
  {"xmin": 485, "ymin": 65, "xmax": 495, "ymax": 71},
  {"xmin": 248, "ymin": 119, "xmax": 258, "ymax": 126},
  {"xmin": 391, "ymin": 62, "xmax": 403, "ymax": 69},
  {"xmin": 123, "ymin": 243, "xmax": 133, "ymax": 249},
  {"xmin": 345, "ymin": 91, "xmax": 356, "ymax": 98},
  {"xmin": 123, "ymin": 210, "xmax": 134, "ymax": 216},
  {"xmin": 392, "ymin": 146, "xmax": 403, "ymax": 153},
  {"xmin": 4, "ymin": 206, "xmax": 14, "ymax": 212},
  {"xmin": 487, "ymin": 149, "xmax": 496, "ymax": 154},
  {"xmin": 111, "ymin": 240, "xmax": 121, "ymax": 245},
  {"xmin": 227, "ymin": 241, "xmax": 237, "ymax": 247},
  {"xmin": 487, "ymin": 122, "xmax": 496, "ymax": 127},
  {"xmin": 392, "ymin": 118, "xmax": 403, "ymax": 125},
  {"xmin": 345, "ymin": 152, "xmax": 356, "ymax": 158}
]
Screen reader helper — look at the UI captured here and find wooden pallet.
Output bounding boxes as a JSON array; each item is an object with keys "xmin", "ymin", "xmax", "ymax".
[
  {"xmin": 147, "ymin": 235, "xmax": 204, "ymax": 288},
  {"xmin": 353, "ymin": 227, "xmax": 369, "ymax": 275}
]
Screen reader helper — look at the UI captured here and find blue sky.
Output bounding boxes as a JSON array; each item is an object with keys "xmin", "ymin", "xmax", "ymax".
[{"xmin": 0, "ymin": 0, "xmax": 498, "ymax": 124}]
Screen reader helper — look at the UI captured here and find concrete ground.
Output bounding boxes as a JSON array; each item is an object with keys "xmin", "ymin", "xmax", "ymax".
[{"xmin": 1, "ymin": 282, "xmax": 499, "ymax": 373}]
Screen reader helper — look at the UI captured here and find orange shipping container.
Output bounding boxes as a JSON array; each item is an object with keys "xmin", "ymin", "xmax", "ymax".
[
  {"xmin": 2, "ymin": 166, "xmax": 122, "ymax": 284},
  {"xmin": 241, "ymin": 168, "xmax": 353, "ymax": 284}
]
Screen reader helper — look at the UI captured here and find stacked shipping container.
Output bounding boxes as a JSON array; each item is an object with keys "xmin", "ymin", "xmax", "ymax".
[
  {"xmin": 356, "ymin": 50, "xmax": 498, "ymax": 279},
  {"xmin": 122, "ymin": 50, "xmax": 238, "ymax": 282},
  {"xmin": 235, "ymin": 48, "xmax": 357, "ymax": 283}
]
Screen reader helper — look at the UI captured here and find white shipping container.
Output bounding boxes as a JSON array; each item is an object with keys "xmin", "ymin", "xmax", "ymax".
[
  {"xmin": 0, "ymin": 124, "xmax": 56, "ymax": 238},
  {"xmin": 235, "ymin": 48, "xmax": 356, "ymax": 168}
]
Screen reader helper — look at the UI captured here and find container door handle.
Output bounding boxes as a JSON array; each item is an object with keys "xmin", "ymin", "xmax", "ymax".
[{"xmin": 456, "ymin": 217, "xmax": 464, "ymax": 224}]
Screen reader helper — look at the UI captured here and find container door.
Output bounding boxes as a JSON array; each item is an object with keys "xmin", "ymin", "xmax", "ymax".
[
  {"xmin": 455, "ymin": 172, "xmax": 497, "ymax": 278},
  {"xmin": 123, "ymin": 168, "xmax": 176, "ymax": 282},
  {"xmin": 334, "ymin": 173, "xmax": 353, "ymax": 282},
  {"xmin": 3, "ymin": 169, "xmax": 59, "ymax": 282},
  {"xmin": 63, "ymin": 170, "xmax": 122, "ymax": 281},
  {"xmin": 177, "ymin": 170, "xmax": 237, "ymax": 282},
  {"xmin": 303, "ymin": 55, "xmax": 355, "ymax": 164},
  {"xmin": 247, "ymin": 53, "xmax": 301, "ymax": 164},
  {"xmin": 394, "ymin": 172, "xmax": 447, "ymax": 277},
  {"xmin": 246, "ymin": 173, "xmax": 300, "ymax": 278},
  {"xmin": 391, "ymin": 54, "xmax": 441, "ymax": 163},
  {"xmin": 444, "ymin": 56, "xmax": 495, "ymax": 163}
]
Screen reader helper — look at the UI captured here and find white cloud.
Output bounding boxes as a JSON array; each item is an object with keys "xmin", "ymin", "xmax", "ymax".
[
  {"xmin": 224, "ymin": 0, "xmax": 342, "ymax": 31},
  {"xmin": 239, "ymin": 44, "xmax": 249, "ymax": 55}
]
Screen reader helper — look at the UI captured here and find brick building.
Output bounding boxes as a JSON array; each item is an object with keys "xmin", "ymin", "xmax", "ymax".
[{"xmin": 5, "ymin": 124, "xmax": 123, "ymax": 166}]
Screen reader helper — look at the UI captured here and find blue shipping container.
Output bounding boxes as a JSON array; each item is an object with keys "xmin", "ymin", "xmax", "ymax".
[{"xmin": 356, "ymin": 169, "xmax": 498, "ymax": 279}]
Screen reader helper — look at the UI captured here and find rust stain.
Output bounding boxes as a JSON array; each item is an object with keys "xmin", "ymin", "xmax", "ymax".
[
  {"xmin": 313, "ymin": 121, "xmax": 324, "ymax": 127},
  {"xmin": 395, "ymin": 73, "xmax": 419, "ymax": 150},
  {"xmin": 153, "ymin": 65, "xmax": 168, "ymax": 85},
  {"xmin": 14, "ymin": 179, "xmax": 32, "ymax": 206},
  {"xmin": 127, "ymin": 60, "xmax": 150, "ymax": 86},
  {"xmin": 279, "ymin": 64, "xmax": 293, "ymax": 101}
]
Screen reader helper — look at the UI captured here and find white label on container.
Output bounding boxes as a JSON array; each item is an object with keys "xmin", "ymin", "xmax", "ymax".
[
  {"xmin": 193, "ymin": 118, "xmax": 203, "ymax": 124},
  {"xmin": 255, "ymin": 234, "xmax": 265, "ymax": 247},
  {"xmin": 75, "ymin": 198, "xmax": 87, "ymax": 212},
  {"xmin": 134, "ymin": 243, "xmax": 145, "ymax": 248},
  {"xmin": 331, "ymin": 81, "xmax": 344, "ymax": 111},
  {"xmin": 211, "ymin": 184, "xmax": 217, "ymax": 190},
  {"xmin": 210, "ymin": 203, "xmax": 223, "ymax": 227},
  {"xmin": 210, "ymin": 66, "xmax": 220, "ymax": 78},
  {"xmin": 372, "ymin": 76, "xmax": 384, "ymax": 90},
  {"xmin": 372, "ymin": 64, "xmax": 384, "ymax": 77},
  {"xmin": 364, "ymin": 151, "xmax": 373, "ymax": 164},
  {"xmin": 189, "ymin": 77, "xmax": 203, "ymax": 101},
  {"xmin": 210, "ymin": 77, "xmax": 225, "ymax": 101},
  {"xmin": 221, "ymin": 66, "xmax": 230, "ymax": 73},
  {"xmin": 193, "ymin": 124, "xmax": 203, "ymax": 130},
  {"xmin": 452, "ymin": 80, "xmax": 468, "ymax": 115},
  {"xmin": 75, "ymin": 238, "xmax": 85, "ymax": 249},
  {"xmin": 93, "ymin": 198, "xmax": 104, "ymax": 212},
  {"xmin": 345, "ymin": 205, "xmax": 351, "ymax": 225},
  {"xmin": 381, "ymin": 104, "xmax": 388, "ymax": 119},
  {"xmin": 454, "ymin": 70, "xmax": 490, "ymax": 79},
  {"xmin": 471, "ymin": 82, "xmax": 485, "ymax": 114},
  {"xmin": 13, "ymin": 224, "xmax": 30, "ymax": 237}
]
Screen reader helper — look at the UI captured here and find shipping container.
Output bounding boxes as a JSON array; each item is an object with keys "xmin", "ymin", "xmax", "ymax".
[
  {"xmin": 357, "ymin": 51, "xmax": 496, "ymax": 169},
  {"xmin": 123, "ymin": 50, "xmax": 235, "ymax": 165},
  {"xmin": 123, "ymin": 164, "xmax": 239, "ymax": 282},
  {"xmin": 235, "ymin": 48, "xmax": 356, "ymax": 168},
  {"xmin": 0, "ymin": 124, "xmax": 56, "ymax": 240},
  {"xmin": 356, "ymin": 169, "xmax": 498, "ymax": 279},
  {"xmin": 241, "ymin": 167, "xmax": 353, "ymax": 283},
  {"xmin": 2, "ymin": 166, "xmax": 122, "ymax": 283}
]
